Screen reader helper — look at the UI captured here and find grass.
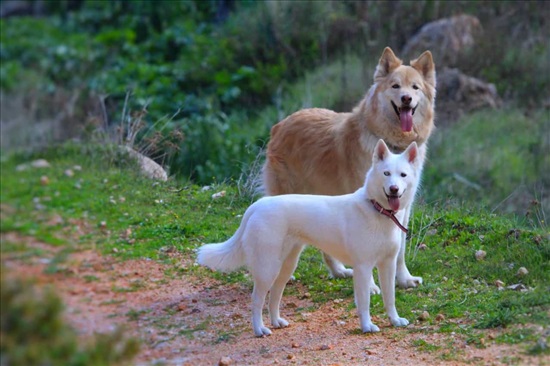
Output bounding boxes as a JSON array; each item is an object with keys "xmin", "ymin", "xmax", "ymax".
[{"xmin": 1, "ymin": 139, "xmax": 549, "ymax": 361}]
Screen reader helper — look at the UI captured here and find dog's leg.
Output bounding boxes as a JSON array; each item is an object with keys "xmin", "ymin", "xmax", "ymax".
[
  {"xmin": 323, "ymin": 253, "xmax": 353, "ymax": 278},
  {"xmin": 250, "ymin": 249, "xmax": 282, "ymax": 337},
  {"xmin": 396, "ymin": 206, "xmax": 423, "ymax": 288},
  {"xmin": 378, "ymin": 257, "xmax": 409, "ymax": 328},
  {"xmin": 353, "ymin": 264, "xmax": 379, "ymax": 332},
  {"xmin": 268, "ymin": 244, "xmax": 304, "ymax": 329}
]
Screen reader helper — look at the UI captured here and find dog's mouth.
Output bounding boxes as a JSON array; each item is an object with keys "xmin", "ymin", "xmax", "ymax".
[
  {"xmin": 384, "ymin": 189, "xmax": 405, "ymax": 211},
  {"xmin": 391, "ymin": 101, "xmax": 416, "ymax": 133}
]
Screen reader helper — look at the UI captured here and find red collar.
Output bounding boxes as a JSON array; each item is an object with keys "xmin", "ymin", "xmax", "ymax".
[{"xmin": 370, "ymin": 199, "xmax": 408, "ymax": 234}]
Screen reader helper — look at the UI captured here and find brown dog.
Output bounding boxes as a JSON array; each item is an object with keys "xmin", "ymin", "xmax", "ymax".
[{"xmin": 262, "ymin": 47, "xmax": 436, "ymax": 290}]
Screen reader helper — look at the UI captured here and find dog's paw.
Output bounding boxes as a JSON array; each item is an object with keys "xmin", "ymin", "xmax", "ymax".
[
  {"xmin": 330, "ymin": 268, "xmax": 354, "ymax": 279},
  {"xmin": 271, "ymin": 317, "xmax": 289, "ymax": 329},
  {"xmin": 397, "ymin": 274, "xmax": 423, "ymax": 289},
  {"xmin": 390, "ymin": 317, "xmax": 409, "ymax": 327},
  {"xmin": 361, "ymin": 323, "xmax": 380, "ymax": 333},
  {"xmin": 370, "ymin": 283, "xmax": 381, "ymax": 295},
  {"xmin": 254, "ymin": 326, "xmax": 272, "ymax": 337}
]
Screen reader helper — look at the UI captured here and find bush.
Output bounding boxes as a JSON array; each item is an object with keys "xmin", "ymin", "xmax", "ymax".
[{"xmin": 0, "ymin": 267, "xmax": 139, "ymax": 366}]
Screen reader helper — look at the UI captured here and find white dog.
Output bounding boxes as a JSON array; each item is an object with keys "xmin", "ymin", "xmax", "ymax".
[{"xmin": 197, "ymin": 140, "xmax": 420, "ymax": 336}]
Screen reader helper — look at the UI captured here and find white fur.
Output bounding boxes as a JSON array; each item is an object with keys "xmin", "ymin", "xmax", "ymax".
[{"xmin": 197, "ymin": 140, "xmax": 421, "ymax": 336}]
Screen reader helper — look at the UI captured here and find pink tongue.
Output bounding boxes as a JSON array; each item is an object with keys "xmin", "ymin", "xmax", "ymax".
[
  {"xmin": 388, "ymin": 196, "xmax": 400, "ymax": 211},
  {"xmin": 400, "ymin": 109, "xmax": 413, "ymax": 132}
]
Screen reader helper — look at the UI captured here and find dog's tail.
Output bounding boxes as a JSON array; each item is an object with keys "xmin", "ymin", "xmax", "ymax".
[{"xmin": 197, "ymin": 206, "xmax": 254, "ymax": 272}]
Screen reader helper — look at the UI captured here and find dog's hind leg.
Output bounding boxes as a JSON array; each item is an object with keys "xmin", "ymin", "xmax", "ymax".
[
  {"xmin": 268, "ymin": 243, "xmax": 304, "ymax": 329},
  {"xmin": 395, "ymin": 207, "xmax": 423, "ymax": 288},
  {"xmin": 249, "ymin": 237, "xmax": 284, "ymax": 337},
  {"xmin": 323, "ymin": 253, "xmax": 353, "ymax": 278}
]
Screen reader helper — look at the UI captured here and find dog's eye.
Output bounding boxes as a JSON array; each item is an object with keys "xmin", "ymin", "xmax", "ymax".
[
  {"xmin": 401, "ymin": 173, "xmax": 407, "ymax": 177},
  {"xmin": 412, "ymin": 84, "xmax": 419, "ymax": 90},
  {"xmin": 384, "ymin": 171, "xmax": 390, "ymax": 176},
  {"xmin": 392, "ymin": 84, "xmax": 400, "ymax": 89}
]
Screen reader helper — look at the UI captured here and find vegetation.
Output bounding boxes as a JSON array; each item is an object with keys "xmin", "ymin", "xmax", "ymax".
[
  {"xmin": 0, "ymin": 265, "xmax": 139, "ymax": 366},
  {"xmin": 1, "ymin": 1, "xmax": 549, "ymax": 363},
  {"xmin": 1, "ymin": 1, "xmax": 548, "ymax": 193},
  {"xmin": 1, "ymin": 146, "xmax": 548, "ymax": 361}
]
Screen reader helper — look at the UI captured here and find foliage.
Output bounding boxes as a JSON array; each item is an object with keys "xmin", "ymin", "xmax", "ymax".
[
  {"xmin": 1, "ymin": 145, "xmax": 549, "ymax": 360},
  {"xmin": 0, "ymin": 266, "xmax": 140, "ymax": 366},
  {"xmin": 1, "ymin": 1, "xmax": 548, "ymax": 191},
  {"xmin": 423, "ymin": 108, "xmax": 550, "ymax": 219}
]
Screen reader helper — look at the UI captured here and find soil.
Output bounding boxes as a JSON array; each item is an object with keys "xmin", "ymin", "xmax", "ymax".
[{"xmin": 2, "ymin": 232, "xmax": 546, "ymax": 366}]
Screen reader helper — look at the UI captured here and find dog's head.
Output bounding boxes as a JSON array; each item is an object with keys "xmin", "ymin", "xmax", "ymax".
[
  {"xmin": 366, "ymin": 139, "xmax": 420, "ymax": 211},
  {"xmin": 373, "ymin": 47, "xmax": 436, "ymax": 133}
]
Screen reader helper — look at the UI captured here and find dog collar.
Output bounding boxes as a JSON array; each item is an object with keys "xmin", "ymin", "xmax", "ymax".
[{"xmin": 370, "ymin": 199, "xmax": 408, "ymax": 234}]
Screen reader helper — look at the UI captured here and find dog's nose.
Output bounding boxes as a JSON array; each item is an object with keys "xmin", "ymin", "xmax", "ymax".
[
  {"xmin": 401, "ymin": 95, "xmax": 412, "ymax": 105},
  {"xmin": 389, "ymin": 185, "xmax": 399, "ymax": 194}
]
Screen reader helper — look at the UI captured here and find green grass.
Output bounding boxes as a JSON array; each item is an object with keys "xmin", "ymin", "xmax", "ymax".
[{"xmin": 1, "ymin": 142, "xmax": 549, "ymax": 360}]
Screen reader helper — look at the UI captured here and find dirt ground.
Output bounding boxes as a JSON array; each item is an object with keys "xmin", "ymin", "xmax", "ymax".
[{"xmin": 2, "ymin": 232, "xmax": 547, "ymax": 366}]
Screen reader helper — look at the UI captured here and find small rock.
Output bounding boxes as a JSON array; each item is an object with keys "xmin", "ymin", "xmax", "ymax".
[
  {"xmin": 73, "ymin": 165, "xmax": 82, "ymax": 171},
  {"xmin": 303, "ymin": 292, "xmax": 311, "ymax": 299},
  {"xmin": 286, "ymin": 354, "xmax": 295, "ymax": 360},
  {"xmin": 418, "ymin": 311, "xmax": 430, "ymax": 321},
  {"xmin": 319, "ymin": 344, "xmax": 333, "ymax": 350},
  {"xmin": 31, "ymin": 159, "xmax": 50, "ymax": 168},
  {"xmin": 99, "ymin": 221, "xmax": 107, "ymax": 229},
  {"xmin": 435, "ymin": 313, "xmax": 446, "ymax": 322},
  {"xmin": 201, "ymin": 186, "xmax": 212, "ymax": 191},
  {"xmin": 218, "ymin": 356, "xmax": 232, "ymax": 366},
  {"xmin": 40, "ymin": 176, "xmax": 50, "ymax": 186},
  {"xmin": 475, "ymin": 250, "xmax": 486, "ymax": 261},
  {"xmin": 64, "ymin": 169, "xmax": 74, "ymax": 177},
  {"xmin": 516, "ymin": 267, "xmax": 528, "ymax": 276},
  {"xmin": 494, "ymin": 280, "xmax": 505, "ymax": 289},
  {"xmin": 212, "ymin": 191, "xmax": 226, "ymax": 199},
  {"xmin": 426, "ymin": 229, "xmax": 438, "ymax": 236},
  {"xmin": 507, "ymin": 283, "xmax": 527, "ymax": 291},
  {"xmin": 417, "ymin": 243, "xmax": 428, "ymax": 250},
  {"xmin": 291, "ymin": 342, "xmax": 301, "ymax": 348}
]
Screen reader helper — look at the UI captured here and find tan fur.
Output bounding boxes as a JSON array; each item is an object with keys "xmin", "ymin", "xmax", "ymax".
[
  {"xmin": 262, "ymin": 47, "xmax": 436, "ymax": 285},
  {"xmin": 263, "ymin": 47, "xmax": 435, "ymax": 197}
]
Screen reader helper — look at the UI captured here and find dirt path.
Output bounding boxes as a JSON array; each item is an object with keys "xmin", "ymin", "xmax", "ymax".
[{"xmin": 2, "ymin": 233, "xmax": 544, "ymax": 366}]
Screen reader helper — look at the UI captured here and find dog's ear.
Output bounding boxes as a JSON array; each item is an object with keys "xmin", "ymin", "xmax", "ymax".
[
  {"xmin": 374, "ymin": 47, "xmax": 402, "ymax": 81},
  {"xmin": 404, "ymin": 142, "xmax": 418, "ymax": 164},
  {"xmin": 374, "ymin": 139, "xmax": 390, "ymax": 162},
  {"xmin": 411, "ymin": 51, "xmax": 436, "ymax": 88}
]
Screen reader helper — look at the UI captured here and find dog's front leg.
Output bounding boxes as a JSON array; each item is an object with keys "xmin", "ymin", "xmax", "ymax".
[
  {"xmin": 396, "ymin": 206, "xmax": 423, "ymax": 288},
  {"xmin": 353, "ymin": 265, "xmax": 379, "ymax": 332},
  {"xmin": 378, "ymin": 257, "xmax": 409, "ymax": 328}
]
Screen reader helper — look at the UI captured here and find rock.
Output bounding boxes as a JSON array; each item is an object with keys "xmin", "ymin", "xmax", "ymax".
[
  {"xmin": 507, "ymin": 283, "xmax": 527, "ymax": 291},
  {"xmin": 122, "ymin": 146, "xmax": 168, "ymax": 181},
  {"xmin": 418, "ymin": 311, "xmax": 430, "ymax": 321},
  {"xmin": 435, "ymin": 313, "xmax": 446, "ymax": 322},
  {"xmin": 211, "ymin": 191, "xmax": 226, "ymax": 199},
  {"xmin": 319, "ymin": 344, "xmax": 333, "ymax": 351},
  {"xmin": 436, "ymin": 67, "xmax": 500, "ymax": 126},
  {"xmin": 402, "ymin": 15, "xmax": 482, "ymax": 68},
  {"xmin": 494, "ymin": 280, "xmax": 505, "ymax": 289},
  {"xmin": 475, "ymin": 250, "xmax": 486, "ymax": 261},
  {"xmin": 31, "ymin": 159, "xmax": 51, "ymax": 168},
  {"xmin": 417, "ymin": 243, "xmax": 428, "ymax": 250},
  {"xmin": 218, "ymin": 356, "xmax": 232, "ymax": 366},
  {"xmin": 64, "ymin": 169, "xmax": 74, "ymax": 177},
  {"xmin": 516, "ymin": 267, "xmax": 528, "ymax": 276},
  {"xmin": 40, "ymin": 175, "xmax": 50, "ymax": 185}
]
